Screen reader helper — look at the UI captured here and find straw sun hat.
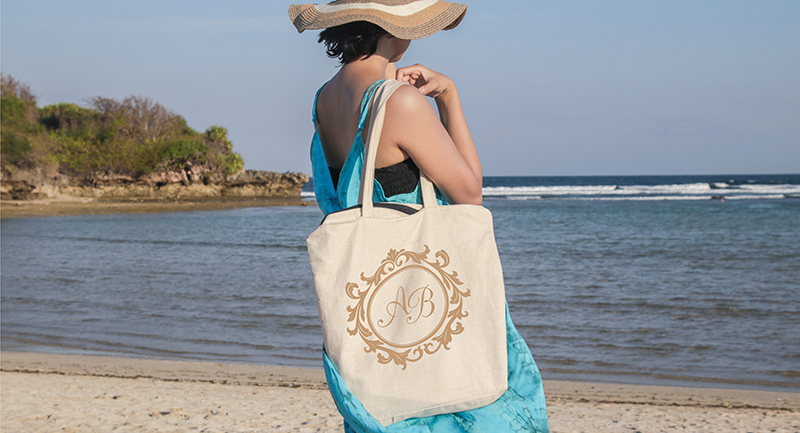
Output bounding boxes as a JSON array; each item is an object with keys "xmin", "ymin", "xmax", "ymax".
[{"xmin": 288, "ymin": 0, "xmax": 467, "ymax": 40}]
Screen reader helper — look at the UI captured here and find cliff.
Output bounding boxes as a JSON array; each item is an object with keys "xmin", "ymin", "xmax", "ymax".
[{"xmin": 0, "ymin": 168, "xmax": 308, "ymax": 201}]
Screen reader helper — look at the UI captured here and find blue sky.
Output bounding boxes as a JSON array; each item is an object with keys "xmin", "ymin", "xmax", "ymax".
[{"xmin": 2, "ymin": 1, "xmax": 799, "ymax": 176}]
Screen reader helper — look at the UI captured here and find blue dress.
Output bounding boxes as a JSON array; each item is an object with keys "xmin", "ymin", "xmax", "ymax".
[{"xmin": 311, "ymin": 80, "xmax": 550, "ymax": 433}]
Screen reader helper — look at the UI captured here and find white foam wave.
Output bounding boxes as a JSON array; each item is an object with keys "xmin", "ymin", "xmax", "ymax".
[
  {"xmin": 574, "ymin": 194, "xmax": 788, "ymax": 201},
  {"xmin": 302, "ymin": 183, "xmax": 798, "ymax": 201},
  {"xmin": 497, "ymin": 194, "xmax": 788, "ymax": 201},
  {"xmin": 735, "ymin": 184, "xmax": 800, "ymax": 194},
  {"xmin": 482, "ymin": 185, "xmax": 618, "ymax": 197},
  {"xmin": 482, "ymin": 183, "xmax": 800, "ymax": 200}
]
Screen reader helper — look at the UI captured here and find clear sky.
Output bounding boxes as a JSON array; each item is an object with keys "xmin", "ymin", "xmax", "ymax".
[{"xmin": 2, "ymin": 1, "xmax": 799, "ymax": 176}]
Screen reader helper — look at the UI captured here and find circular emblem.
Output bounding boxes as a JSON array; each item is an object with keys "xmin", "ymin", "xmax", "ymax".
[
  {"xmin": 367, "ymin": 265, "xmax": 448, "ymax": 348},
  {"xmin": 345, "ymin": 245, "xmax": 470, "ymax": 369}
]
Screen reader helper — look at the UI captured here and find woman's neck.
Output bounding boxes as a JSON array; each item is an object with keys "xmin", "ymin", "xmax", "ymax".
[{"xmin": 336, "ymin": 54, "xmax": 391, "ymax": 85}]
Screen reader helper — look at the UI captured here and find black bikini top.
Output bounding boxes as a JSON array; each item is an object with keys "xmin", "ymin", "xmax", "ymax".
[{"xmin": 329, "ymin": 158, "xmax": 420, "ymax": 198}]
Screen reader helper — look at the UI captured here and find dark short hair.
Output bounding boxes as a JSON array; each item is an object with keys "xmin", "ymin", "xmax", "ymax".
[{"xmin": 318, "ymin": 22, "xmax": 389, "ymax": 64}]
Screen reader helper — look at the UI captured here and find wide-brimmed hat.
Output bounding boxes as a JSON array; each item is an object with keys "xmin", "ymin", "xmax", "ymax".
[{"xmin": 288, "ymin": 0, "xmax": 467, "ymax": 40}]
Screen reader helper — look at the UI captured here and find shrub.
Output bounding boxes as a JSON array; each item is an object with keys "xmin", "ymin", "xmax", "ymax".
[
  {"xmin": 206, "ymin": 125, "xmax": 233, "ymax": 152},
  {"xmin": 40, "ymin": 103, "xmax": 99, "ymax": 133},
  {"xmin": 1, "ymin": 132, "xmax": 32, "ymax": 167},
  {"xmin": 164, "ymin": 140, "xmax": 208, "ymax": 161},
  {"xmin": 222, "ymin": 152, "xmax": 244, "ymax": 175},
  {"xmin": 1, "ymin": 96, "xmax": 30, "ymax": 128}
]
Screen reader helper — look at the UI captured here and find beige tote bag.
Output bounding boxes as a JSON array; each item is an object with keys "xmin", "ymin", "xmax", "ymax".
[{"xmin": 307, "ymin": 80, "xmax": 507, "ymax": 426}]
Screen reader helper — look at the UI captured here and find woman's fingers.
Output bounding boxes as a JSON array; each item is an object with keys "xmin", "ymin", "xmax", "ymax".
[
  {"xmin": 396, "ymin": 64, "xmax": 451, "ymax": 99},
  {"xmin": 396, "ymin": 64, "xmax": 429, "ymax": 86},
  {"xmin": 418, "ymin": 80, "xmax": 439, "ymax": 97}
]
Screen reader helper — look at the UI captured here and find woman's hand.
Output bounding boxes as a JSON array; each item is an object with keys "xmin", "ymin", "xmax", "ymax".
[{"xmin": 395, "ymin": 64, "xmax": 454, "ymax": 100}]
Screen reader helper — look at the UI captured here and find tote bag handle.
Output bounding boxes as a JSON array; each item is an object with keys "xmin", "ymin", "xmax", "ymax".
[{"xmin": 358, "ymin": 80, "xmax": 438, "ymax": 217}]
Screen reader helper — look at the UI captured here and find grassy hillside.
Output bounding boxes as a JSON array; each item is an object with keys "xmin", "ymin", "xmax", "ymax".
[{"xmin": 1, "ymin": 74, "xmax": 244, "ymax": 180}]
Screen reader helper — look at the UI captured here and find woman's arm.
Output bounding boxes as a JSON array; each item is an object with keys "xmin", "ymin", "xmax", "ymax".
[{"xmin": 388, "ymin": 64, "xmax": 482, "ymax": 205}]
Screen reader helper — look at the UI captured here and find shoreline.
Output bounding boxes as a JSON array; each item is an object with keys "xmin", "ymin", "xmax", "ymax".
[
  {"xmin": 0, "ymin": 196, "xmax": 313, "ymax": 219},
  {"xmin": 2, "ymin": 352, "xmax": 798, "ymax": 432},
  {"xmin": 2, "ymin": 351, "xmax": 797, "ymax": 411}
]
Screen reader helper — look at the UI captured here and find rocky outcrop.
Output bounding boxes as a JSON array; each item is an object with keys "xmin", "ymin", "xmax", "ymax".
[
  {"xmin": 0, "ymin": 169, "xmax": 309, "ymax": 201},
  {"xmin": 1, "ymin": 180, "xmax": 36, "ymax": 200}
]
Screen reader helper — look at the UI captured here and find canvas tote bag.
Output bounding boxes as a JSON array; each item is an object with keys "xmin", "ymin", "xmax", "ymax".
[{"xmin": 307, "ymin": 80, "xmax": 508, "ymax": 426}]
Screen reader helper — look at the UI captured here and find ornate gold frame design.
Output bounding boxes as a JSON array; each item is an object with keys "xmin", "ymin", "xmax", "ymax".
[{"xmin": 345, "ymin": 245, "xmax": 470, "ymax": 369}]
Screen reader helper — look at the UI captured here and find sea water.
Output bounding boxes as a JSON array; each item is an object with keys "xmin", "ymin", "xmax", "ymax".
[{"xmin": 2, "ymin": 174, "xmax": 799, "ymax": 391}]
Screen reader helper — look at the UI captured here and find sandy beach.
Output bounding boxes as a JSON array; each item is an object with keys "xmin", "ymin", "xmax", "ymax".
[
  {"xmin": 1, "ymin": 352, "xmax": 797, "ymax": 432},
  {"xmin": 0, "ymin": 197, "xmax": 311, "ymax": 219}
]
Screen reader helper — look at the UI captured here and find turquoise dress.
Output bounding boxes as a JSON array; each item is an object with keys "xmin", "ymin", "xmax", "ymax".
[{"xmin": 311, "ymin": 80, "xmax": 550, "ymax": 433}]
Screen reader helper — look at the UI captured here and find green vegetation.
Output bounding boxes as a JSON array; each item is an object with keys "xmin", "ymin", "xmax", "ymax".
[{"xmin": 1, "ymin": 74, "xmax": 245, "ymax": 179}]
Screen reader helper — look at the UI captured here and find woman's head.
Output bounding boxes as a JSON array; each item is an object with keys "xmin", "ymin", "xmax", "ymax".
[{"xmin": 318, "ymin": 21, "xmax": 394, "ymax": 64}]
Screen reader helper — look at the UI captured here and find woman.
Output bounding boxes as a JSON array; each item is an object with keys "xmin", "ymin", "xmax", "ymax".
[{"xmin": 289, "ymin": 2, "xmax": 549, "ymax": 432}]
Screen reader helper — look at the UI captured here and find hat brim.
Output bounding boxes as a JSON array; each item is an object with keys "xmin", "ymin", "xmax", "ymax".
[{"xmin": 289, "ymin": 1, "xmax": 467, "ymax": 40}]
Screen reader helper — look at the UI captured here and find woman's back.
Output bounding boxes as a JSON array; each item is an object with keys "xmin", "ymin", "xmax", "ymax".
[
  {"xmin": 316, "ymin": 62, "xmax": 414, "ymax": 176},
  {"xmin": 315, "ymin": 74, "xmax": 377, "ymax": 170}
]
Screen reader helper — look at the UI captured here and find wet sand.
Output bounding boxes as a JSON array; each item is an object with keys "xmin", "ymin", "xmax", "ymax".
[
  {"xmin": 0, "ymin": 197, "xmax": 311, "ymax": 219},
  {"xmin": 2, "ymin": 352, "xmax": 798, "ymax": 432}
]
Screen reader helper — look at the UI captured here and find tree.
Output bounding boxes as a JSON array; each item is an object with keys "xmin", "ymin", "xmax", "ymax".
[
  {"xmin": 87, "ymin": 95, "xmax": 182, "ymax": 143},
  {"xmin": 1, "ymin": 74, "xmax": 39, "ymax": 125},
  {"xmin": 1, "ymin": 74, "xmax": 38, "ymax": 105}
]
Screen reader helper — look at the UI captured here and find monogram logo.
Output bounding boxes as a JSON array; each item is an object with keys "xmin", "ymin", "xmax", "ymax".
[
  {"xmin": 369, "ymin": 266, "xmax": 447, "ymax": 348},
  {"xmin": 378, "ymin": 284, "xmax": 435, "ymax": 329},
  {"xmin": 346, "ymin": 246, "xmax": 470, "ymax": 369}
]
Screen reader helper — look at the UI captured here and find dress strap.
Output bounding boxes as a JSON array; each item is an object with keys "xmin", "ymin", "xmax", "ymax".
[
  {"xmin": 311, "ymin": 83, "xmax": 327, "ymax": 125},
  {"xmin": 357, "ymin": 79, "xmax": 386, "ymax": 132}
]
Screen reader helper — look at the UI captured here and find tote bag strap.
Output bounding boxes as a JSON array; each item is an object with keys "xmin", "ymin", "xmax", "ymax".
[{"xmin": 359, "ymin": 80, "xmax": 437, "ymax": 216}]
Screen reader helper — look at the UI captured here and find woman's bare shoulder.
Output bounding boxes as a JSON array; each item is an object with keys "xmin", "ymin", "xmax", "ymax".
[{"xmin": 385, "ymin": 84, "xmax": 438, "ymax": 119}]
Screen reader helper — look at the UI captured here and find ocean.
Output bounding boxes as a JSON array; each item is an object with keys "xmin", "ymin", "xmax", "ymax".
[{"xmin": 2, "ymin": 174, "xmax": 799, "ymax": 391}]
